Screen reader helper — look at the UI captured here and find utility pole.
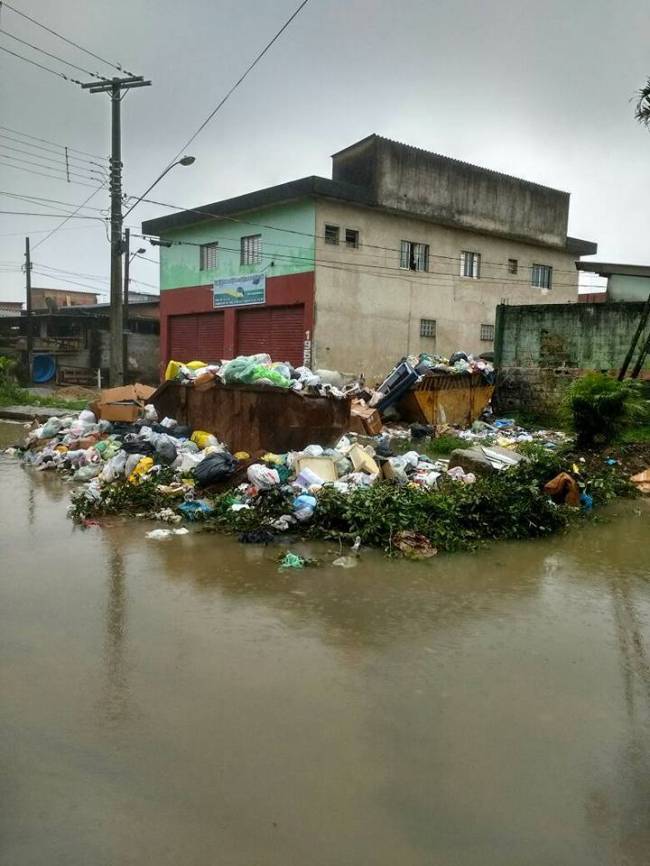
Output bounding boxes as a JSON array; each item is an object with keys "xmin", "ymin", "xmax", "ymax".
[
  {"xmin": 81, "ymin": 75, "xmax": 151, "ymax": 386},
  {"xmin": 123, "ymin": 227, "xmax": 130, "ymax": 379},
  {"xmin": 24, "ymin": 236, "xmax": 32, "ymax": 381}
]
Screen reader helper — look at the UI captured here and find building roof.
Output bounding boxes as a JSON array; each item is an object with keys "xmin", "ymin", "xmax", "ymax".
[
  {"xmin": 576, "ymin": 261, "xmax": 650, "ymax": 278},
  {"xmin": 331, "ymin": 133, "xmax": 569, "ymax": 196}
]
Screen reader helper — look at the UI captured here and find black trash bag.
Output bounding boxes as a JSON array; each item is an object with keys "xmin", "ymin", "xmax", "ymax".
[
  {"xmin": 194, "ymin": 452, "xmax": 238, "ymax": 487},
  {"xmin": 375, "ymin": 436, "xmax": 394, "ymax": 458},
  {"xmin": 449, "ymin": 351, "xmax": 468, "ymax": 365},
  {"xmin": 410, "ymin": 422, "xmax": 434, "ymax": 440},
  {"xmin": 239, "ymin": 529, "xmax": 275, "ymax": 544},
  {"xmin": 155, "ymin": 437, "xmax": 177, "ymax": 466},
  {"xmin": 122, "ymin": 439, "xmax": 155, "ymax": 455}
]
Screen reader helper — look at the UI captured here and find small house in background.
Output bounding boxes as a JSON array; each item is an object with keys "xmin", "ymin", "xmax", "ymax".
[
  {"xmin": 576, "ymin": 262, "xmax": 650, "ymax": 302},
  {"xmin": 31, "ymin": 287, "xmax": 99, "ymax": 311},
  {"xmin": 0, "ymin": 301, "xmax": 23, "ymax": 317}
]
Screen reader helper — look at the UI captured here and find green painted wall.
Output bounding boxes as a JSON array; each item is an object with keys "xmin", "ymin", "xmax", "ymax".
[
  {"xmin": 159, "ymin": 199, "xmax": 315, "ymax": 290},
  {"xmin": 495, "ymin": 301, "xmax": 650, "ymax": 370}
]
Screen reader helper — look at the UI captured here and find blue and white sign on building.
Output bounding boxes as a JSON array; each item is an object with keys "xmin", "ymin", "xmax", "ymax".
[{"xmin": 213, "ymin": 273, "xmax": 266, "ymax": 308}]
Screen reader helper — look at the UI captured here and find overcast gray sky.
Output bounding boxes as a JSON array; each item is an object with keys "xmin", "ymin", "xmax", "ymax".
[{"xmin": 1, "ymin": 0, "xmax": 649, "ymax": 301}]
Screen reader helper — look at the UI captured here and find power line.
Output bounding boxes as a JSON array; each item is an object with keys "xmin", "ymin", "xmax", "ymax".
[
  {"xmin": 0, "ymin": 150, "xmax": 105, "ymax": 182},
  {"xmin": 31, "ymin": 182, "xmax": 107, "ymax": 251},
  {"xmin": 0, "ymin": 133, "xmax": 107, "ymax": 170},
  {"xmin": 159, "ymin": 0, "xmax": 311, "ymax": 171},
  {"xmin": 0, "ymin": 1, "xmax": 136, "ymax": 76},
  {"xmin": 0, "ymin": 190, "xmax": 106, "ymax": 212},
  {"xmin": 0, "ymin": 157, "xmax": 100, "ymax": 188},
  {"xmin": 0, "ymin": 28, "xmax": 103, "ymax": 79},
  {"xmin": 0, "ymin": 209, "xmax": 104, "ymax": 220},
  {"xmin": 0, "ymin": 124, "xmax": 106, "ymax": 159},
  {"xmin": 0, "ymin": 142, "xmax": 106, "ymax": 180},
  {"xmin": 0, "ymin": 42, "xmax": 84, "ymax": 85},
  {"xmin": 30, "ymin": 270, "xmax": 109, "ymax": 294}
]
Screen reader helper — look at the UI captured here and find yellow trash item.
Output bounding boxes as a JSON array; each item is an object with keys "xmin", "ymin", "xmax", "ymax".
[
  {"xmin": 262, "ymin": 452, "xmax": 284, "ymax": 465},
  {"xmin": 234, "ymin": 451, "xmax": 250, "ymax": 461},
  {"xmin": 164, "ymin": 359, "xmax": 183, "ymax": 380},
  {"xmin": 128, "ymin": 456, "xmax": 154, "ymax": 484},
  {"xmin": 186, "ymin": 360, "xmax": 207, "ymax": 370},
  {"xmin": 191, "ymin": 430, "xmax": 218, "ymax": 449}
]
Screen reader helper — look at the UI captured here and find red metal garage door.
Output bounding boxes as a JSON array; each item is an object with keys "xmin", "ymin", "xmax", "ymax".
[
  {"xmin": 169, "ymin": 312, "xmax": 225, "ymax": 363},
  {"xmin": 237, "ymin": 305, "xmax": 305, "ymax": 366}
]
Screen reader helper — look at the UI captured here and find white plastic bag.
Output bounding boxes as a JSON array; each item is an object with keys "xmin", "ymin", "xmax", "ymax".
[{"xmin": 247, "ymin": 464, "xmax": 280, "ymax": 490}]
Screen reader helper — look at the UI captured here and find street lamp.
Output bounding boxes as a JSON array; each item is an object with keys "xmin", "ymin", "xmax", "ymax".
[{"xmin": 117, "ymin": 156, "xmax": 195, "ymax": 384}]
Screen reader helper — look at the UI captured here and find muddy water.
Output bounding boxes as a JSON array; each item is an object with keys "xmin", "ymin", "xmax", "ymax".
[{"xmin": 1, "ymin": 420, "xmax": 649, "ymax": 866}]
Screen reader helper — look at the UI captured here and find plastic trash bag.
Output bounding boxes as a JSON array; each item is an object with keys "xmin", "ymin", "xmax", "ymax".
[
  {"xmin": 154, "ymin": 435, "xmax": 178, "ymax": 466},
  {"xmin": 143, "ymin": 404, "xmax": 158, "ymax": 423},
  {"xmin": 191, "ymin": 430, "xmax": 219, "ymax": 450},
  {"xmin": 74, "ymin": 463, "xmax": 101, "ymax": 482},
  {"xmin": 247, "ymin": 464, "xmax": 280, "ymax": 490},
  {"xmin": 39, "ymin": 418, "xmax": 63, "ymax": 439},
  {"xmin": 78, "ymin": 409, "xmax": 97, "ymax": 426},
  {"xmin": 146, "ymin": 527, "xmax": 189, "ymax": 539},
  {"xmin": 173, "ymin": 451, "xmax": 205, "ymax": 474},
  {"xmin": 194, "ymin": 452, "xmax": 237, "ymax": 487},
  {"xmin": 128, "ymin": 456, "xmax": 154, "ymax": 484},
  {"xmin": 177, "ymin": 499, "xmax": 214, "ymax": 520},
  {"xmin": 279, "ymin": 551, "xmax": 305, "ymax": 569},
  {"xmin": 99, "ymin": 451, "xmax": 128, "ymax": 482},
  {"xmin": 221, "ymin": 354, "xmax": 271, "ymax": 385},
  {"xmin": 293, "ymin": 493, "xmax": 317, "ymax": 522}
]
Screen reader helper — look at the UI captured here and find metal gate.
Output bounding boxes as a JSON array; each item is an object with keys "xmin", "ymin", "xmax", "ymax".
[
  {"xmin": 236, "ymin": 305, "xmax": 304, "ymax": 366},
  {"xmin": 168, "ymin": 312, "xmax": 225, "ymax": 363}
]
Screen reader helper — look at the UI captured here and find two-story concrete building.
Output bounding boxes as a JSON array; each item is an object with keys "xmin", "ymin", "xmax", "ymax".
[{"xmin": 142, "ymin": 134, "xmax": 596, "ymax": 380}]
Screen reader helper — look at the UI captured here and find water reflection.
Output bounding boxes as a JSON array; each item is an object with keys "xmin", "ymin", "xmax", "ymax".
[{"xmin": 99, "ymin": 547, "xmax": 130, "ymax": 726}]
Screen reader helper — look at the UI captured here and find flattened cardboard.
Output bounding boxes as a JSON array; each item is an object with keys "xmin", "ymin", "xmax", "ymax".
[{"xmin": 294, "ymin": 456, "xmax": 338, "ymax": 483}]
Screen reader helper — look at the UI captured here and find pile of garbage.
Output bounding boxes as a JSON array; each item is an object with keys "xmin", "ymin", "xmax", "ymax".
[
  {"xmin": 163, "ymin": 353, "xmax": 356, "ymax": 398},
  {"xmin": 404, "ymin": 351, "xmax": 494, "ymax": 380}
]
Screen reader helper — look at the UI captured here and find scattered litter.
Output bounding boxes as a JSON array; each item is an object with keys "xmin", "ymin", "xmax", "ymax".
[
  {"xmin": 146, "ymin": 528, "xmax": 190, "ymax": 539},
  {"xmin": 393, "ymin": 531, "xmax": 438, "ymax": 559}
]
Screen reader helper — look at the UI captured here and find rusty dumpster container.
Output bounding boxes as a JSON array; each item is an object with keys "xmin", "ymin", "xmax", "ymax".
[
  {"xmin": 152, "ymin": 379, "xmax": 351, "ymax": 454},
  {"xmin": 397, "ymin": 372, "xmax": 494, "ymax": 427}
]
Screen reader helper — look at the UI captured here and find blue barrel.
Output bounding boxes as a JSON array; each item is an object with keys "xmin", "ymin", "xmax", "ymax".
[{"xmin": 32, "ymin": 354, "xmax": 56, "ymax": 383}]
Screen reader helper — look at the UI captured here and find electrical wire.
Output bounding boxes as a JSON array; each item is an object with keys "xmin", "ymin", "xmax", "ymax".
[
  {"xmin": 148, "ymin": 0, "xmax": 311, "ymax": 180},
  {"xmin": 0, "ymin": 1, "xmax": 136, "ymax": 76},
  {"xmin": 0, "ymin": 190, "xmax": 106, "ymax": 212},
  {"xmin": 31, "ymin": 182, "xmax": 108, "ymax": 252},
  {"xmin": 0, "ymin": 158, "xmax": 100, "ymax": 188},
  {"xmin": 0, "ymin": 28, "xmax": 103, "ymax": 79},
  {"xmin": 30, "ymin": 270, "xmax": 109, "ymax": 294},
  {"xmin": 135, "ymin": 194, "xmax": 594, "ymax": 280},
  {"xmin": 0, "ymin": 134, "xmax": 107, "ymax": 172},
  {"xmin": 0, "ymin": 42, "xmax": 84, "ymax": 84},
  {"xmin": 0, "ymin": 147, "xmax": 107, "ymax": 181},
  {"xmin": 0, "ymin": 124, "xmax": 106, "ymax": 160}
]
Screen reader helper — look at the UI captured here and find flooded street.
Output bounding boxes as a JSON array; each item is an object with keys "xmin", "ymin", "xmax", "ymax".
[{"xmin": 1, "ymin": 421, "xmax": 649, "ymax": 865}]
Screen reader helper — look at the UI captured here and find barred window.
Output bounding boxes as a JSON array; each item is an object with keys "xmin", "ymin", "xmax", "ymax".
[
  {"xmin": 400, "ymin": 240, "xmax": 429, "ymax": 271},
  {"xmin": 325, "ymin": 224, "xmax": 340, "ymax": 245},
  {"xmin": 240, "ymin": 234, "xmax": 262, "ymax": 266},
  {"xmin": 480, "ymin": 323, "xmax": 495, "ymax": 341},
  {"xmin": 508, "ymin": 258, "xmax": 518, "ymax": 274},
  {"xmin": 420, "ymin": 318, "xmax": 436, "ymax": 338},
  {"xmin": 532, "ymin": 264, "xmax": 552, "ymax": 289},
  {"xmin": 345, "ymin": 228, "xmax": 359, "ymax": 249},
  {"xmin": 460, "ymin": 250, "xmax": 481, "ymax": 279},
  {"xmin": 199, "ymin": 242, "xmax": 218, "ymax": 270}
]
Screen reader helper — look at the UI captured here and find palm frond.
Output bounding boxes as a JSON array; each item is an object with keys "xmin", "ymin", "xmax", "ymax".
[{"xmin": 635, "ymin": 77, "xmax": 650, "ymax": 126}]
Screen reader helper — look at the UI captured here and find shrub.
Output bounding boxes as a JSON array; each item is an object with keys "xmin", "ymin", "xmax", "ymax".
[{"xmin": 564, "ymin": 372, "xmax": 647, "ymax": 447}]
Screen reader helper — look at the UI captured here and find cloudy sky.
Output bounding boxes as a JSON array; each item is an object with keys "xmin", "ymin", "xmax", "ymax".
[{"xmin": 1, "ymin": 0, "xmax": 649, "ymax": 301}]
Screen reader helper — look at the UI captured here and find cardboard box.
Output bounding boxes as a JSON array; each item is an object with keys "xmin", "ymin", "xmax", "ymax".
[
  {"xmin": 294, "ymin": 455, "xmax": 338, "ymax": 483},
  {"xmin": 350, "ymin": 400, "xmax": 383, "ymax": 436},
  {"xmin": 91, "ymin": 383, "xmax": 156, "ymax": 422},
  {"xmin": 349, "ymin": 443, "xmax": 380, "ymax": 475}
]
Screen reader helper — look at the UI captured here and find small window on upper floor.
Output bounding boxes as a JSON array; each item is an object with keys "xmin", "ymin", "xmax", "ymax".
[
  {"xmin": 240, "ymin": 234, "xmax": 262, "ymax": 266},
  {"xmin": 400, "ymin": 240, "xmax": 429, "ymax": 271},
  {"xmin": 345, "ymin": 228, "xmax": 359, "ymax": 249},
  {"xmin": 420, "ymin": 318, "xmax": 436, "ymax": 338},
  {"xmin": 199, "ymin": 242, "xmax": 219, "ymax": 271},
  {"xmin": 460, "ymin": 250, "xmax": 481, "ymax": 279},
  {"xmin": 508, "ymin": 258, "xmax": 518, "ymax": 274},
  {"xmin": 480, "ymin": 323, "xmax": 495, "ymax": 342},
  {"xmin": 325, "ymin": 224, "xmax": 340, "ymax": 245},
  {"xmin": 532, "ymin": 264, "xmax": 552, "ymax": 289}
]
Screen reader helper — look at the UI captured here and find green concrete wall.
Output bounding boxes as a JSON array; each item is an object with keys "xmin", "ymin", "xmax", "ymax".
[
  {"xmin": 159, "ymin": 199, "xmax": 315, "ymax": 290},
  {"xmin": 495, "ymin": 301, "xmax": 650, "ymax": 370}
]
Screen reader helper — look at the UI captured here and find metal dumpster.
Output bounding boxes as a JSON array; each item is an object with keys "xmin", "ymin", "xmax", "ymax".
[
  {"xmin": 397, "ymin": 372, "xmax": 494, "ymax": 427},
  {"xmin": 152, "ymin": 379, "xmax": 351, "ymax": 454}
]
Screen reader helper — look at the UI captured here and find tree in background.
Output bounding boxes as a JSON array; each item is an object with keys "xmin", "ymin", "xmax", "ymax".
[{"xmin": 635, "ymin": 79, "xmax": 650, "ymax": 126}]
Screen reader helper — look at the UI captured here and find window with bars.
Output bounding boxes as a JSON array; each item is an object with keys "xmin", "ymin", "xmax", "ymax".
[
  {"xmin": 508, "ymin": 258, "xmax": 518, "ymax": 274},
  {"xmin": 240, "ymin": 234, "xmax": 262, "ymax": 266},
  {"xmin": 480, "ymin": 323, "xmax": 495, "ymax": 341},
  {"xmin": 325, "ymin": 224, "xmax": 340, "ymax": 245},
  {"xmin": 532, "ymin": 264, "xmax": 552, "ymax": 289},
  {"xmin": 420, "ymin": 318, "xmax": 436, "ymax": 338},
  {"xmin": 345, "ymin": 228, "xmax": 359, "ymax": 249},
  {"xmin": 400, "ymin": 240, "xmax": 429, "ymax": 271},
  {"xmin": 199, "ymin": 242, "xmax": 218, "ymax": 271},
  {"xmin": 460, "ymin": 251, "xmax": 481, "ymax": 279}
]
